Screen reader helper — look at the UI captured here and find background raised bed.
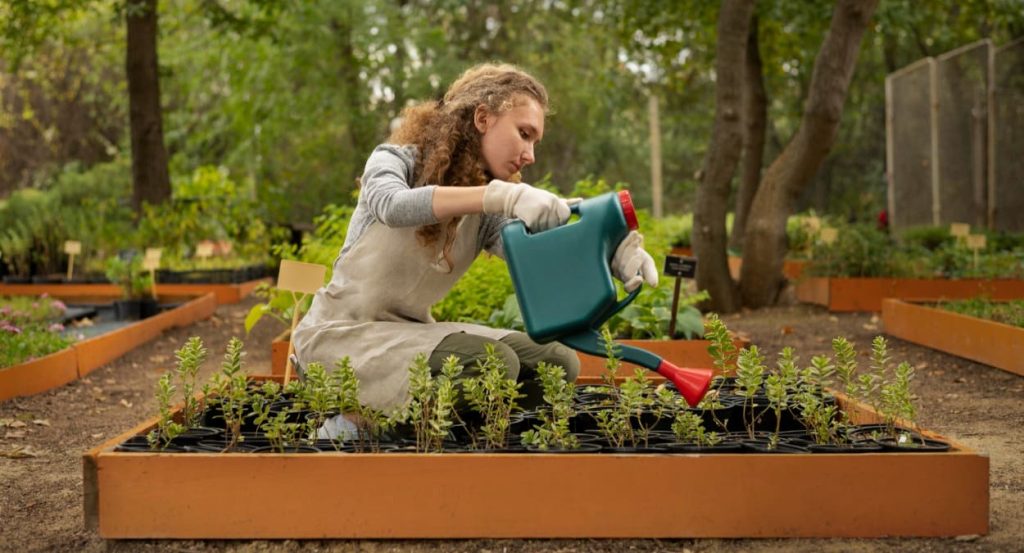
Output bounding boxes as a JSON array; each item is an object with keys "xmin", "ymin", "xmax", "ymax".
[{"xmin": 882, "ymin": 299, "xmax": 1024, "ymax": 377}]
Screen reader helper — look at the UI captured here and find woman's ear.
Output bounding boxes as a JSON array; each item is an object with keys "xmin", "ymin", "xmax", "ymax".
[{"xmin": 473, "ymin": 104, "xmax": 490, "ymax": 133}]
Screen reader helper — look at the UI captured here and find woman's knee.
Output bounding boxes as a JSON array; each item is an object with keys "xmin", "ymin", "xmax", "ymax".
[
  {"xmin": 500, "ymin": 333, "xmax": 579, "ymax": 383},
  {"xmin": 430, "ymin": 333, "xmax": 521, "ymax": 381}
]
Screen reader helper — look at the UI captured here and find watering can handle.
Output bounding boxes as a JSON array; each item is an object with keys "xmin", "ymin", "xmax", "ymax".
[{"xmin": 607, "ymin": 284, "xmax": 642, "ymax": 320}]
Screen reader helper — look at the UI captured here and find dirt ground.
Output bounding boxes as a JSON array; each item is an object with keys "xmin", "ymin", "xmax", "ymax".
[{"xmin": 2, "ymin": 294, "xmax": 1021, "ymax": 553}]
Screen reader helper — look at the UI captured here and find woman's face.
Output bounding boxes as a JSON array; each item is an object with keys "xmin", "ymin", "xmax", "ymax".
[{"xmin": 475, "ymin": 96, "xmax": 545, "ymax": 181}]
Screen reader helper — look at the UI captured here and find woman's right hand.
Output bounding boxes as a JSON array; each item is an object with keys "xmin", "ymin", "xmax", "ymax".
[{"xmin": 482, "ymin": 180, "xmax": 571, "ymax": 232}]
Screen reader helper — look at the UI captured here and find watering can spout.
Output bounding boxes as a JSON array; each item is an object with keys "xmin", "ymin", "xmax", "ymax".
[{"xmin": 656, "ymin": 360, "xmax": 713, "ymax": 407}]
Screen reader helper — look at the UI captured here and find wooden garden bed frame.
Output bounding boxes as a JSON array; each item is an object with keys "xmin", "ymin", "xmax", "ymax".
[
  {"xmin": 882, "ymin": 298, "xmax": 1024, "ymax": 377},
  {"xmin": 83, "ymin": 387, "xmax": 988, "ymax": 539},
  {"xmin": 795, "ymin": 276, "xmax": 1024, "ymax": 312},
  {"xmin": 0, "ymin": 293, "xmax": 217, "ymax": 401},
  {"xmin": 0, "ymin": 278, "xmax": 269, "ymax": 306}
]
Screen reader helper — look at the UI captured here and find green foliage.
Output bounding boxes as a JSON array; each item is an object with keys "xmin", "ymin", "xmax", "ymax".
[
  {"xmin": 899, "ymin": 226, "xmax": 955, "ymax": 251},
  {"xmin": 832, "ymin": 337, "xmax": 859, "ymax": 399},
  {"xmin": 0, "ymin": 295, "xmax": 75, "ymax": 368},
  {"xmin": 880, "ymin": 361, "xmax": 917, "ymax": 440},
  {"xmin": 520, "ymin": 362, "xmax": 579, "ymax": 450},
  {"xmin": 808, "ymin": 222, "xmax": 1024, "ymax": 278},
  {"xmin": 137, "ymin": 166, "xmax": 278, "ymax": 264},
  {"xmin": 104, "ymin": 255, "xmax": 153, "ymax": 300},
  {"xmin": 432, "ymin": 255, "xmax": 514, "ymax": 324},
  {"xmin": 147, "ymin": 373, "xmax": 186, "ymax": 450},
  {"xmin": 400, "ymin": 353, "xmax": 464, "ymax": 453},
  {"xmin": 463, "ymin": 343, "xmax": 524, "ymax": 450},
  {"xmin": 608, "ymin": 285, "xmax": 708, "ymax": 339},
  {"xmin": 938, "ymin": 297, "xmax": 1024, "ymax": 329},
  {"xmin": 806, "ymin": 223, "xmax": 913, "ymax": 277},
  {"xmin": 734, "ymin": 346, "xmax": 767, "ymax": 439},
  {"xmin": 204, "ymin": 337, "xmax": 250, "ymax": 450},
  {"xmin": 0, "ymin": 161, "xmax": 133, "ymax": 277},
  {"xmin": 175, "ymin": 336, "xmax": 208, "ymax": 428},
  {"xmin": 670, "ymin": 411, "xmax": 720, "ymax": 447}
]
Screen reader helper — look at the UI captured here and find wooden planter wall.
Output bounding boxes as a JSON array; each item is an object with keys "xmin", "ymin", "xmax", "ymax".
[
  {"xmin": 0, "ymin": 278, "xmax": 269, "ymax": 306},
  {"xmin": 84, "ymin": 390, "xmax": 988, "ymax": 539},
  {"xmin": 882, "ymin": 299, "xmax": 1024, "ymax": 377},
  {"xmin": 0, "ymin": 294, "xmax": 217, "ymax": 401},
  {"xmin": 796, "ymin": 277, "xmax": 1024, "ymax": 312}
]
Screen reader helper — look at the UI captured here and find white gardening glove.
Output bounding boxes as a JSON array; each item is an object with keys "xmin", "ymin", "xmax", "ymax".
[
  {"xmin": 612, "ymin": 230, "xmax": 658, "ymax": 292},
  {"xmin": 482, "ymin": 180, "xmax": 571, "ymax": 232}
]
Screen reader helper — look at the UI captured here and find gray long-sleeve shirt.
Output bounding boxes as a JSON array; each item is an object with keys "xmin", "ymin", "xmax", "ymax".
[{"xmin": 337, "ymin": 144, "xmax": 509, "ymax": 262}]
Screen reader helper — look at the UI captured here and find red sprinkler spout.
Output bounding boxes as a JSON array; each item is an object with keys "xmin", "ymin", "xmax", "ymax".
[{"xmin": 657, "ymin": 360, "xmax": 713, "ymax": 407}]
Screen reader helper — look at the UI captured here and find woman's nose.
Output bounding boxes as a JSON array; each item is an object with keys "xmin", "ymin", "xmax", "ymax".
[{"xmin": 521, "ymin": 144, "xmax": 535, "ymax": 165}]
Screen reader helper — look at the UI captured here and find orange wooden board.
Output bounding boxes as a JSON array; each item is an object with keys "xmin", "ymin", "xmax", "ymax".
[
  {"xmin": 796, "ymin": 277, "xmax": 1024, "ymax": 312},
  {"xmin": 882, "ymin": 299, "xmax": 1024, "ymax": 377},
  {"xmin": 0, "ymin": 278, "xmax": 269, "ymax": 305}
]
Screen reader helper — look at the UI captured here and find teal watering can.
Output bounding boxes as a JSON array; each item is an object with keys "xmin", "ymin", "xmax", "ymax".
[{"xmin": 501, "ymin": 190, "xmax": 712, "ymax": 407}]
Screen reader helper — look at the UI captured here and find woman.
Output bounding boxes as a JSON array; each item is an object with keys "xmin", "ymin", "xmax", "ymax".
[{"xmin": 293, "ymin": 63, "xmax": 657, "ymax": 416}]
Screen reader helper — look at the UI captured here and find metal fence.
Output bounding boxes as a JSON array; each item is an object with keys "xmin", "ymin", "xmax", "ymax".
[{"xmin": 886, "ymin": 38, "xmax": 1024, "ymax": 233}]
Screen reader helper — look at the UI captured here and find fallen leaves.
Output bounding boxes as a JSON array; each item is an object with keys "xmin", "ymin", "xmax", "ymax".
[
  {"xmin": 119, "ymin": 399, "xmax": 133, "ymax": 408},
  {"xmin": 0, "ymin": 445, "xmax": 42, "ymax": 459}
]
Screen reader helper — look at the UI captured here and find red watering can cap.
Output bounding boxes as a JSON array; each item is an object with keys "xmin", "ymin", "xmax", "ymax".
[{"xmin": 618, "ymin": 190, "xmax": 639, "ymax": 231}]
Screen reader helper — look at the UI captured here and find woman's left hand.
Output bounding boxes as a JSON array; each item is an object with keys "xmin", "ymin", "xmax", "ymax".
[{"xmin": 611, "ymin": 231, "xmax": 658, "ymax": 292}]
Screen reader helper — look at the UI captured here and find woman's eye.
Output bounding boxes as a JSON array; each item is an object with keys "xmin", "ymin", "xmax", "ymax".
[{"xmin": 520, "ymin": 130, "xmax": 529, "ymax": 139}]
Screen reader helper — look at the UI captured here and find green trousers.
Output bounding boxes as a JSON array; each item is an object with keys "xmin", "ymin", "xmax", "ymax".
[{"xmin": 428, "ymin": 331, "xmax": 580, "ymax": 410}]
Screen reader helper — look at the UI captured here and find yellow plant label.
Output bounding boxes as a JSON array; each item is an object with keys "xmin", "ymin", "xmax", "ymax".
[
  {"xmin": 950, "ymin": 223, "xmax": 970, "ymax": 237},
  {"xmin": 805, "ymin": 216, "xmax": 821, "ymax": 232},
  {"xmin": 195, "ymin": 241, "xmax": 215, "ymax": 258},
  {"xmin": 142, "ymin": 257, "xmax": 160, "ymax": 271},
  {"xmin": 277, "ymin": 260, "xmax": 326, "ymax": 294},
  {"xmin": 820, "ymin": 228, "xmax": 838, "ymax": 245},
  {"xmin": 64, "ymin": 240, "xmax": 82, "ymax": 255},
  {"xmin": 966, "ymin": 234, "xmax": 987, "ymax": 249},
  {"xmin": 145, "ymin": 247, "xmax": 162, "ymax": 262}
]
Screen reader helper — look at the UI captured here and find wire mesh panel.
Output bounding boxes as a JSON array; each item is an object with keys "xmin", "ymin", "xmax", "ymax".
[
  {"xmin": 936, "ymin": 41, "xmax": 991, "ymax": 228},
  {"xmin": 993, "ymin": 39, "xmax": 1024, "ymax": 232},
  {"xmin": 889, "ymin": 60, "xmax": 935, "ymax": 230}
]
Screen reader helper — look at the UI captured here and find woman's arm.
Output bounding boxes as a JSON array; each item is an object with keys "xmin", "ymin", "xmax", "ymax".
[{"xmin": 431, "ymin": 186, "xmax": 486, "ymax": 220}]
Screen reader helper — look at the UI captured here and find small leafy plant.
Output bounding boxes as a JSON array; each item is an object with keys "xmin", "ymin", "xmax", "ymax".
[
  {"xmin": 401, "ymin": 354, "xmax": 464, "ymax": 453},
  {"xmin": 520, "ymin": 362, "xmax": 579, "ymax": 450},
  {"xmin": 204, "ymin": 337, "xmax": 249, "ymax": 450},
  {"xmin": 146, "ymin": 336, "xmax": 207, "ymax": 450},
  {"xmin": 463, "ymin": 343, "xmax": 524, "ymax": 450},
  {"xmin": 146, "ymin": 373, "xmax": 185, "ymax": 450},
  {"xmin": 734, "ymin": 346, "xmax": 766, "ymax": 439},
  {"xmin": 105, "ymin": 254, "xmax": 152, "ymax": 299}
]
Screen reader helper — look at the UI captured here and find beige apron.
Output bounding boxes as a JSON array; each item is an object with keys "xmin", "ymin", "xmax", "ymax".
[{"xmin": 292, "ymin": 215, "xmax": 511, "ymax": 410}]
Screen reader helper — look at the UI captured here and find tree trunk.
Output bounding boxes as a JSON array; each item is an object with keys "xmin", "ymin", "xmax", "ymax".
[
  {"xmin": 739, "ymin": 0, "xmax": 880, "ymax": 308},
  {"xmin": 693, "ymin": 0, "xmax": 755, "ymax": 314},
  {"xmin": 728, "ymin": 15, "xmax": 767, "ymax": 253},
  {"xmin": 126, "ymin": 0, "xmax": 171, "ymax": 212}
]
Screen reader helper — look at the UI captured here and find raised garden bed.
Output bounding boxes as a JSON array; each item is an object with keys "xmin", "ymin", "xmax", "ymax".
[
  {"xmin": 795, "ymin": 276, "xmax": 1024, "ymax": 312},
  {"xmin": 84, "ymin": 375, "xmax": 988, "ymax": 538},
  {"xmin": 882, "ymin": 298, "xmax": 1024, "ymax": 377},
  {"xmin": 269, "ymin": 331, "xmax": 747, "ymax": 383},
  {"xmin": 0, "ymin": 278, "xmax": 270, "ymax": 306},
  {"xmin": 0, "ymin": 293, "xmax": 217, "ymax": 401}
]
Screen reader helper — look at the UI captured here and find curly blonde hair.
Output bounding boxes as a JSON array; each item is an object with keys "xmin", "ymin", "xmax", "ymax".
[{"xmin": 388, "ymin": 63, "xmax": 549, "ymax": 269}]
